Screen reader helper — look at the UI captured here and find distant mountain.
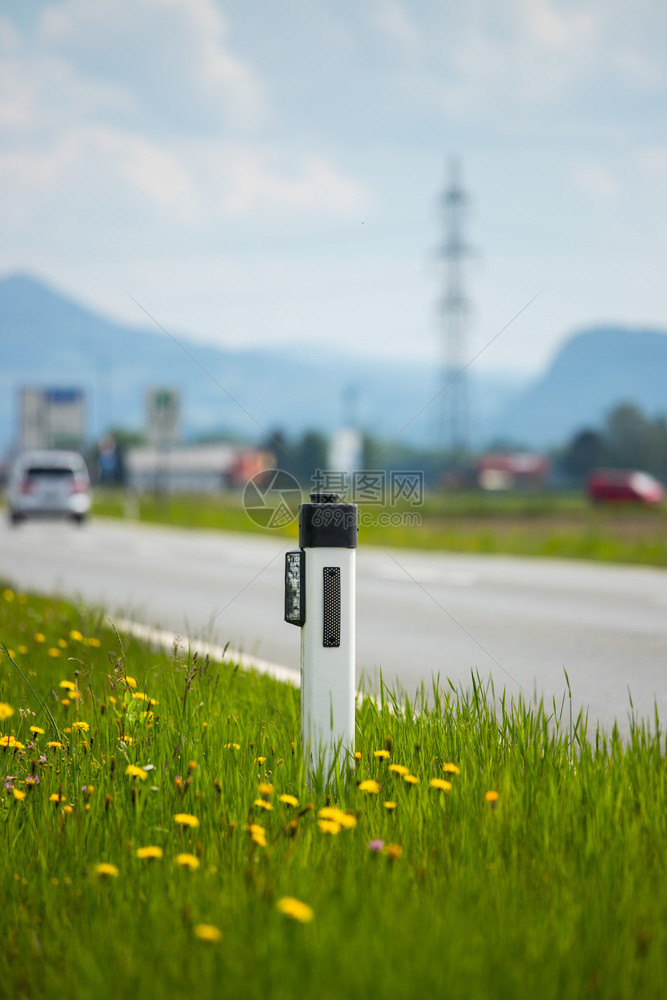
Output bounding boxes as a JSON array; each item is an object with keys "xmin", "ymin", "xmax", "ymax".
[
  {"xmin": 493, "ymin": 326, "xmax": 667, "ymax": 448},
  {"xmin": 0, "ymin": 273, "xmax": 524, "ymax": 454}
]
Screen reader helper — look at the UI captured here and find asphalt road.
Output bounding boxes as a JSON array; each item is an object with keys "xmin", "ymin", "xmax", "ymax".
[{"xmin": 2, "ymin": 516, "xmax": 667, "ymax": 736}]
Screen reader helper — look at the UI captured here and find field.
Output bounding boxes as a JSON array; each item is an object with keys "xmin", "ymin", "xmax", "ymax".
[
  {"xmin": 2, "ymin": 584, "xmax": 667, "ymax": 999},
  {"xmin": 93, "ymin": 489, "xmax": 667, "ymax": 567}
]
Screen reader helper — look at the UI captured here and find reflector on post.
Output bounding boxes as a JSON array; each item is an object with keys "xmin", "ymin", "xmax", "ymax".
[{"xmin": 284, "ymin": 550, "xmax": 305, "ymax": 626}]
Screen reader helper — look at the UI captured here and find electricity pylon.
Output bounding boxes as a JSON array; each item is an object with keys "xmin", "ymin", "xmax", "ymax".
[{"xmin": 438, "ymin": 158, "xmax": 472, "ymax": 459}]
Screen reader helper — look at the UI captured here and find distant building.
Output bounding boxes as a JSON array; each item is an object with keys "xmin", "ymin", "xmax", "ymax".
[
  {"xmin": 476, "ymin": 452, "xmax": 550, "ymax": 491},
  {"xmin": 19, "ymin": 387, "xmax": 86, "ymax": 451},
  {"xmin": 328, "ymin": 428, "xmax": 363, "ymax": 475},
  {"xmin": 125, "ymin": 444, "xmax": 273, "ymax": 494}
]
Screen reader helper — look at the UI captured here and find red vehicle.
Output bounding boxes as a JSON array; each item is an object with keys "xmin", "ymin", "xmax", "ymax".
[{"xmin": 586, "ymin": 469, "xmax": 665, "ymax": 506}]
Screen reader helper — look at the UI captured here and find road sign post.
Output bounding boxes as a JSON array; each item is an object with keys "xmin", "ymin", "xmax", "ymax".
[{"xmin": 285, "ymin": 492, "xmax": 358, "ymax": 774}]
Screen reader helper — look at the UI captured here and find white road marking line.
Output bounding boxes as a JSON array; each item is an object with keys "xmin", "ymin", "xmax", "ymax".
[{"xmin": 111, "ymin": 617, "xmax": 300, "ymax": 687}]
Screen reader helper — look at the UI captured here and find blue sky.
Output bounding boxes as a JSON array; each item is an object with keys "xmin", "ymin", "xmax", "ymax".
[{"xmin": 1, "ymin": 0, "xmax": 666, "ymax": 375}]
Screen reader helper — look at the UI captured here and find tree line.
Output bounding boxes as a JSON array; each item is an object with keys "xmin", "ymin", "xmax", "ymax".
[{"xmin": 560, "ymin": 403, "xmax": 667, "ymax": 482}]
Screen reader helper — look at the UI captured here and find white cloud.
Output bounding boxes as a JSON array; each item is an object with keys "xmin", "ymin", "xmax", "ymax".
[
  {"xmin": 0, "ymin": 126, "xmax": 368, "ymax": 231},
  {"xmin": 614, "ymin": 49, "xmax": 664, "ymax": 90},
  {"xmin": 449, "ymin": 0, "xmax": 600, "ymax": 110},
  {"xmin": 0, "ymin": 0, "xmax": 369, "ymax": 232},
  {"xmin": 38, "ymin": 0, "xmax": 264, "ymax": 130},
  {"xmin": 517, "ymin": 0, "xmax": 595, "ymax": 50},
  {"xmin": 638, "ymin": 146, "xmax": 667, "ymax": 182},
  {"xmin": 213, "ymin": 149, "xmax": 368, "ymax": 216},
  {"xmin": 570, "ymin": 160, "xmax": 619, "ymax": 199},
  {"xmin": 371, "ymin": 0, "xmax": 422, "ymax": 56},
  {"xmin": 0, "ymin": 128, "xmax": 200, "ymax": 228}
]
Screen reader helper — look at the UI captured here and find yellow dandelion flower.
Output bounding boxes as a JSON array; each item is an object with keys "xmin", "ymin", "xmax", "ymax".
[
  {"xmin": 47, "ymin": 741, "xmax": 63, "ymax": 750},
  {"xmin": 485, "ymin": 790, "xmax": 499, "ymax": 804},
  {"xmin": 69, "ymin": 630, "xmax": 84, "ymax": 642},
  {"xmin": 276, "ymin": 896, "xmax": 314, "ymax": 924},
  {"xmin": 18, "ymin": 645, "xmax": 28, "ymax": 655},
  {"xmin": 174, "ymin": 813, "xmax": 199, "ymax": 827},
  {"xmin": 258, "ymin": 782, "xmax": 274, "ymax": 796},
  {"xmin": 0, "ymin": 702, "xmax": 14, "ymax": 721},
  {"xmin": 87, "ymin": 637, "xmax": 101, "ymax": 648},
  {"xmin": 175, "ymin": 853, "xmax": 200, "ymax": 869},
  {"xmin": 188, "ymin": 760, "xmax": 197, "ymax": 772},
  {"xmin": 403, "ymin": 773, "xmax": 419, "ymax": 785},
  {"xmin": 224, "ymin": 743, "xmax": 241, "ymax": 750},
  {"xmin": 256, "ymin": 756, "xmax": 267, "ymax": 764},
  {"xmin": 254, "ymin": 799, "xmax": 273, "ymax": 811},
  {"xmin": 34, "ymin": 633, "xmax": 45, "ymax": 643},
  {"xmin": 388, "ymin": 764, "xmax": 409, "ymax": 776},
  {"xmin": 131, "ymin": 692, "xmax": 158, "ymax": 705},
  {"xmin": 373, "ymin": 749, "xmax": 390, "ymax": 759},
  {"xmin": 58, "ymin": 639, "xmax": 68, "ymax": 649},
  {"xmin": 0, "ymin": 735, "xmax": 24, "ymax": 749},
  {"xmin": 279, "ymin": 794, "xmax": 300, "ymax": 807},
  {"xmin": 72, "ymin": 720, "xmax": 90, "ymax": 732},
  {"xmin": 62, "ymin": 805, "xmax": 73, "ymax": 816},
  {"xmin": 29, "ymin": 725, "xmax": 44, "ymax": 735},
  {"xmin": 3, "ymin": 588, "xmax": 14, "ymax": 601},
  {"xmin": 12, "ymin": 788, "xmax": 26, "ymax": 801},
  {"xmin": 384, "ymin": 843, "xmax": 403, "ymax": 861},
  {"xmin": 136, "ymin": 846, "xmax": 163, "ymax": 860},
  {"xmin": 49, "ymin": 793, "xmax": 63, "ymax": 803},
  {"xmin": 124, "ymin": 676, "xmax": 137, "ymax": 689},
  {"xmin": 194, "ymin": 923, "xmax": 222, "ymax": 943},
  {"xmin": 318, "ymin": 807, "xmax": 357, "ymax": 829},
  {"xmin": 26, "ymin": 777, "xmax": 38, "ymax": 788},
  {"xmin": 94, "ymin": 862, "xmax": 119, "ymax": 878},
  {"xmin": 318, "ymin": 819, "xmax": 341, "ymax": 835},
  {"xmin": 358, "ymin": 779, "xmax": 381, "ymax": 794},
  {"xmin": 354, "ymin": 751, "xmax": 362, "ymax": 761},
  {"xmin": 429, "ymin": 778, "xmax": 452, "ymax": 792},
  {"xmin": 384, "ymin": 801, "xmax": 397, "ymax": 810},
  {"xmin": 247, "ymin": 823, "xmax": 266, "ymax": 846},
  {"xmin": 442, "ymin": 762, "xmax": 461, "ymax": 775},
  {"xmin": 59, "ymin": 680, "xmax": 77, "ymax": 691},
  {"xmin": 61, "ymin": 699, "xmax": 70, "ymax": 708},
  {"xmin": 6, "ymin": 649, "xmax": 14, "ymax": 659},
  {"xmin": 125, "ymin": 764, "xmax": 147, "ymax": 781},
  {"xmin": 48, "ymin": 648, "xmax": 61, "ymax": 658}
]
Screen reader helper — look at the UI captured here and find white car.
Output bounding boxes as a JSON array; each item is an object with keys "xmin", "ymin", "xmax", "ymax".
[{"xmin": 7, "ymin": 450, "xmax": 92, "ymax": 525}]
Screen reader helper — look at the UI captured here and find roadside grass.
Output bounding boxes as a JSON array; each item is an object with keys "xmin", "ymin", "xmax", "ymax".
[
  {"xmin": 2, "ymin": 583, "xmax": 667, "ymax": 999},
  {"xmin": 93, "ymin": 488, "xmax": 667, "ymax": 567}
]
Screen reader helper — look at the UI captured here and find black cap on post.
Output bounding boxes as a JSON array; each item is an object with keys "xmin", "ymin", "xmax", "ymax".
[{"xmin": 299, "ymin": 492, "xmax": 358, "ymax": 549}]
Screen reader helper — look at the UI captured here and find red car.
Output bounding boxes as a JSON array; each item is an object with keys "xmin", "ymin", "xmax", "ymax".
[{"xmin": 586, "ymin": 469, "xmax": 665, "ymax": 506}]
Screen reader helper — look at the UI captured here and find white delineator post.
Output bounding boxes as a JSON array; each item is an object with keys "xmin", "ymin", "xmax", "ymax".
[{"xmin": 284, "ymin": 492, "xmax": 357, "ymax": 773}]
